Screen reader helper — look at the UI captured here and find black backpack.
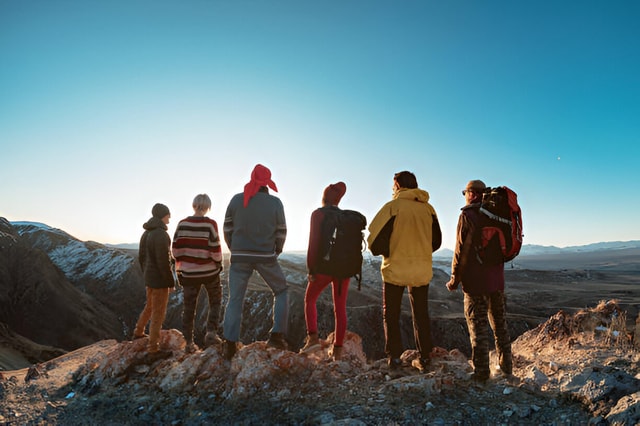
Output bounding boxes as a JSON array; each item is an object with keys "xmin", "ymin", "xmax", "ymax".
[
  {"xmin": 317, "ymin": 207, "xmax": 367, "ymax": 290},
  {"xmin": 475, "ymin": 186, "xmax": 523, "ymax": 265}
]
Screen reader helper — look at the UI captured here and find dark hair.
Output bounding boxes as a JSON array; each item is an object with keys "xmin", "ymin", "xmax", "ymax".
[{"xmin": 394, "ymin": 171, "xmax": 418, "ymax": 189}]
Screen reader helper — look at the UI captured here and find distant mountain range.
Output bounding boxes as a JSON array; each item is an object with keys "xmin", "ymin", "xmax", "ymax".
[{"xmin": 107, "ymin": 237, "xmax": 640, "ymax": 258}]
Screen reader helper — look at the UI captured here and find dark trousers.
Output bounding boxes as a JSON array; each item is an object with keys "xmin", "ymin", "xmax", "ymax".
[
  {"xmin": 464, "ymin": 290, "xmax": 512, "ymax": 377},
  {"xmin": 181, "ymin": 274, "xmax": 222, "ymax": 343},
  {"xmin": 383, "ymin": 282, "xmax": 433, "ymax": 359}
]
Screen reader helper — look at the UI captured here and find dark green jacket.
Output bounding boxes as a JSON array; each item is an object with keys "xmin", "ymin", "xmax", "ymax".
[{"xmin": 139, "ymin": 217, "xmax": 175, "ymax": 289}]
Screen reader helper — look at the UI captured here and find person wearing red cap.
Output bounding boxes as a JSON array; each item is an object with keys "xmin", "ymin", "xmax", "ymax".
[
  {"xmin": 299, "ymin": 182, "xmax": 350, "ymax": 361},
  {"xmin": 367, "ymin": 171, "xmax": 442, "ymax": 374},
  {"xmin": 221, "ymin": 164, "xmax": 289, "ymax": 359}
]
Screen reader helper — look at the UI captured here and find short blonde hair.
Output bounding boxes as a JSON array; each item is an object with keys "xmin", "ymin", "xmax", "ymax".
[{"xmin": 192, "ymin": 194, "xmax": 212, "ymax": 214}]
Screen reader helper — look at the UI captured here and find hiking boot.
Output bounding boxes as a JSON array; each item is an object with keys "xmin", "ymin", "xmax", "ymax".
[
  {"xmin": 470, "ymin": 372, "xmax": 489, "ymax": 383},
  {"xmin": 299, "ymin": 333, "xmax": 320, "ymax": 354},
  {"xmin": 144, "ymin": 350, "xmax": 172, "ymax": 364},
  {"xmin": 185, "ymin": 342, "xmax": 199, "ymax": 354},
  {"xmin": 222, "ymin": 340, "xmax": 237, "ymax": 360},
  {"xmin": 267, "ymin": 332, "xmax": 289, "ymax": 350},
  {"xmin": 499, "ymin": 354, "xmax": 513, "ymax": 376},
  {"xmin": 411, "ymin": 357, "xmax": 429, "ymax": 373},
  {"xmin": 330, "ymin": 345, "xmax": 343, "ymax": 361},
  {"xmin": 204, "ymin": 332, "xmax": 222, "ymax": 348},
  {"xmin": 387, "ymin": 357, "xmax": 402, "ymax": 370}
]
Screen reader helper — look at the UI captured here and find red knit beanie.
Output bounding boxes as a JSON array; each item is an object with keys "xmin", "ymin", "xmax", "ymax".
[{"xmin": 322, "ymin": 182, "xmax": 347, "ymax": 206}]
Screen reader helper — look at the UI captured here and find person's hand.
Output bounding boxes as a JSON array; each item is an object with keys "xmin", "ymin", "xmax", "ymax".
[
  {"xmin": 308, "ymin": 274, "xmax": 316, "ymax": 283},
  {"xmin": 445, "ymin": 278, "xmax": 459, "ymax": 292}
]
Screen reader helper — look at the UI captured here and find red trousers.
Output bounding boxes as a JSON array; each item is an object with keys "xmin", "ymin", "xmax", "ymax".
[{"xmin": 304, "ymin": 274, "xmax": 350, "ymax": 346}]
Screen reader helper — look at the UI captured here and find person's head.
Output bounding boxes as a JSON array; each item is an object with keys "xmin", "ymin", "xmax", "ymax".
[
  {"xmin": 393, "ymin": 171, "xmax": 418, "ymax": 192},
  {"xmin": 192, "ymin": 194, "xmax": 212, "ymax": 216},
  {"xmin": 244, "ymin": 164, "xmax": 278, "ymax": 207},
  {"xmin": 462, "ymin": 180, "xmax": 486, "ymax": 205},
  {"xmin": 322, "ymin": 182, "xmax": 347, "ymax": 207},
  {"xmin": 152, "ymin": 203, "xmax": 171, "ymax": 224}
]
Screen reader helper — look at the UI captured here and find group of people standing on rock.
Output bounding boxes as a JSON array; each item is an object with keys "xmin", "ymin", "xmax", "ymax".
[{"xmin": 134, "ymin": 163, "xmax": 512, "ymax": 382}]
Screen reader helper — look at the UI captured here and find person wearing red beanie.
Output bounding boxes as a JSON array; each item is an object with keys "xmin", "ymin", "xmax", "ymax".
[{"xmin": 300, "ymin": 181, "xmax": 350, "ymax": 361}]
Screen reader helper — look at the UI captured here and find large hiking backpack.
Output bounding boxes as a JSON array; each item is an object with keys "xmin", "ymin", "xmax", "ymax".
[
  {"xmin": 475, "ymin": 186, "xmax": 523, "ymax": 265},
  {"xmin": 318, "ymin": 208, "xmax": 367, "ymax": 289}
]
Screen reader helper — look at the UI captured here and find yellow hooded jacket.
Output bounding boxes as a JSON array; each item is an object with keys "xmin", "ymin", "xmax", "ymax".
[{"xmin": 367, "ymin": 188, "xmax": 439, "ymax": 286}]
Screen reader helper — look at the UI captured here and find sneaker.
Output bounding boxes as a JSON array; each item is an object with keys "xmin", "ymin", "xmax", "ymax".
[
  {"xmin": 411, "ymin": 357, "xmax": 429, "ymax": 373},
  {"xmin": 387, "ymin": 357, "xmax": 402, "ymax": 370},
  {"xmin": 299, "ymin": 335, "xmax": 321, "ymax": 354},
  {"xmin": 222, "ymin": 340, "xmax": 237, "ymax": 360},
  {"xmin": 204, "ymin": 332, "xmax": 222, "ymax": 347},
  {"xmin": 267, "ymin": 332, "xmax": 289, "ymax": 350},
  {"xmin": 185, "ymin": 342, "xmax": 199, "ymax": 354}
]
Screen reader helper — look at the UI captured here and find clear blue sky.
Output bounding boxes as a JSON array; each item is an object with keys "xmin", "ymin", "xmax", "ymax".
[{"xmin": 1, "ymin": 1, "xmax": 639, "ymax": 251}]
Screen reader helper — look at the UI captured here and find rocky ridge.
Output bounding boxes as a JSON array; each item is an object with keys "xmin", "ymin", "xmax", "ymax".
[{"xmin": 1, "ymin": 300, "xmax": 639, "ymax": 425}]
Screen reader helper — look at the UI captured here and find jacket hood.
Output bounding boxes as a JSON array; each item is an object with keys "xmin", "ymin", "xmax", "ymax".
[
  {"xmin": 143, "ymin": 217, "xmax": 167, "ymax": 231},
  {"xmin": 393, "ymin": 188, "xmax": 430, "ymax": 203}
]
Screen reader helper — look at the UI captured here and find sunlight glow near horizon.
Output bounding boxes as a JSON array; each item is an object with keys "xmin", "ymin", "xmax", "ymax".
[{"xmin": 1, "ymin": 1, "xmax": 639, "ymax": 251}]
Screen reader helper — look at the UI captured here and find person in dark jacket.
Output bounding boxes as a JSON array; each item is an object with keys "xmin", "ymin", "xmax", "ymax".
[
  {"xmin": 300, "ymin": 182, "xmax": 350, "ymax": 361},
  {"xmin": 221, "ymin": 164, "xmax": 289, "ymax": 360},
  {"xmin": 134, "ymin": 203, "xmax": 175, "ymax": 356},
  {"xmin": 367, "ymin": 171, "xmax": 442, "ymax": 373},
  {"xmin": 446, "ymin": 180, "xmax": 512, "ymax": 382}
]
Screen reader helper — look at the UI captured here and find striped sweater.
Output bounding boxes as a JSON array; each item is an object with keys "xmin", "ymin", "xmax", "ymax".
[{"xmin": 172, "ymin": 216, "xmax": 223, "ymax": 279}]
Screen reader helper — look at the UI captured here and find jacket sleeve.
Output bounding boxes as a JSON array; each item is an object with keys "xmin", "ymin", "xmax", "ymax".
[
  {"xmin": 223, "ymin": 202, "xmax": 234, "ymax": 249},
  {"xmin": 369, "ymin": 216, "xmax": 395, "ymax": 257},
  {"xmin": 274, "ymin": 199, "xmax": 287, "ymax": 255},
  {"xmin": 431, "ymin": 215, "xmax": 442, "ymax": 252},
  {"xmin": 367, "ymin": 203, "xmax": 393, "ymax": 253},
  {"xmin": 152, "ymin": 231, "xmax": 175, "ymax": 288},
  {"xmin": 306, "ymin": 209, "xmax": 324, "ymax": 273},
  {"xmin": 138, "ymin": 232, "xmax": 147, "ymax": 269},
  {"xmin": 451, "ymin": 211, "xmax": 475, "ymax": 284}
]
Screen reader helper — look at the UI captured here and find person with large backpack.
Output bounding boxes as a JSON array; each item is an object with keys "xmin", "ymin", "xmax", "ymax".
[
  {"xmin": 300, "ymin": 182, "xmax": 366, "ymax": 361},
  {"xmin": 445, "ymin": 179, "xmax": 514, "ymax": 383},
  {"xmin": 367, "ymin": 171, "xmax": 442, "ymax": 374}
]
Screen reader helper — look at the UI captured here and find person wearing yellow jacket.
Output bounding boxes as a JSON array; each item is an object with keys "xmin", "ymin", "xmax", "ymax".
[{"xmin": 367, "ymin": 171, "xmax": 442, "ymax": 373}]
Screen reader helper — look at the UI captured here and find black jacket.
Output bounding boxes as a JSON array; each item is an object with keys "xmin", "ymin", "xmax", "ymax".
[{"xmin": 139, "ymin": 217, "xmax": 175, "ymax": 289}]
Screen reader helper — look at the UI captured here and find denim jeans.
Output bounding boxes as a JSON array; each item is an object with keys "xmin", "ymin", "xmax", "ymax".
[{"xmin": 222, "ymin": 260, "xmax": 289, "ymax": 342}]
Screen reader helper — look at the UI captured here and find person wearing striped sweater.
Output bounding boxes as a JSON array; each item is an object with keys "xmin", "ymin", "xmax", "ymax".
[{"xmin": 172, "ymin": 194, "xmax": 223, "ymax": 353}]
